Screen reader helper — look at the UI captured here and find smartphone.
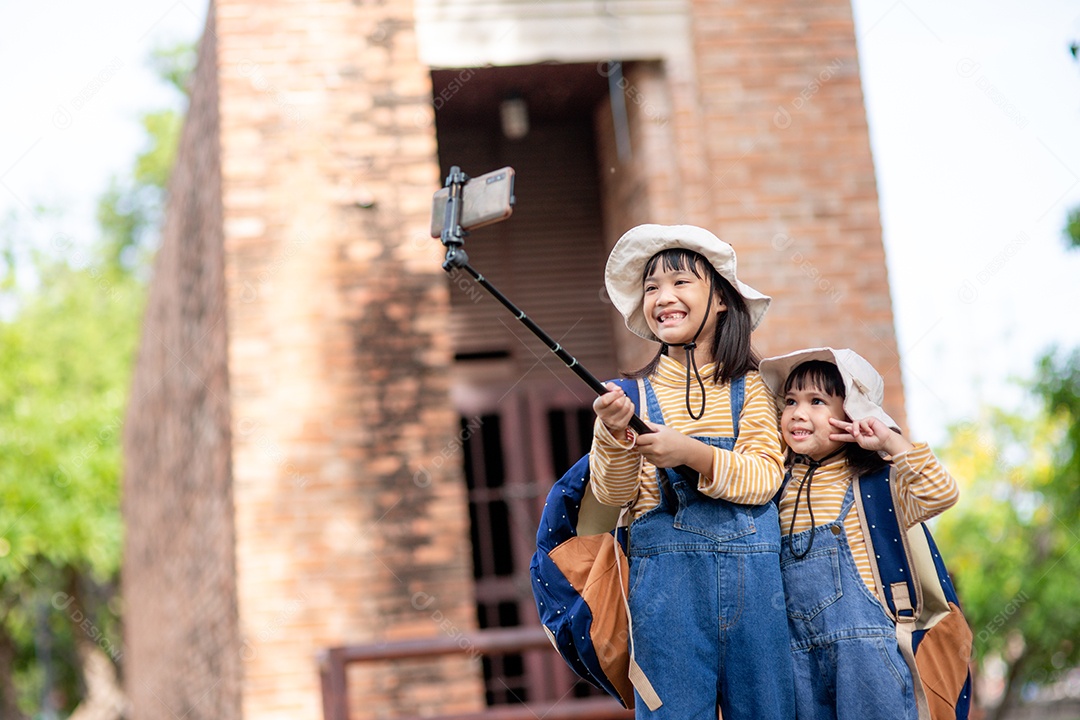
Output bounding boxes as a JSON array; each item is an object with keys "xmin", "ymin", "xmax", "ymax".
[{"xmin": 430, "ymin": 167, "xmax": 516, "ymax": 238}]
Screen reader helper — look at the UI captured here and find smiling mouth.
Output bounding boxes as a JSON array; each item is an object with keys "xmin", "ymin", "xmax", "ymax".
[
  {"xmin": 657, "ymin": 311, "xmax": 687, "ymax": 324},
  {"xmin": 788, "ymin": 429, "xmax": 813, "ymax": 439}
]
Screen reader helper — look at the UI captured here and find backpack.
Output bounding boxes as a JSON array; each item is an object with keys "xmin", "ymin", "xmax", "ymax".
[
  {"xmin": 854, "ymin": 467, "xmax": 973, "ymax": 720},
  {"xmin": 529, "ymin": 378, "xmax": 661, "ymax": 711}
]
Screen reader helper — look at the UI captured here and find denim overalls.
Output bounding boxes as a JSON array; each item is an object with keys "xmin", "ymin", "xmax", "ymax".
[
  {"xmin": 627, "ymin": 377, "xmax": 795, "ymax": 720},
  {"xmin": 780, "ymin": 483, "xmax": 917, "ymax": 720}
]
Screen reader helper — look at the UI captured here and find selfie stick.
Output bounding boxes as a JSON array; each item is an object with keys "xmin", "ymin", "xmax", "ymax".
[{"xmin": 438, "ymin": 166, "xmax": 651, "ymax": 436}]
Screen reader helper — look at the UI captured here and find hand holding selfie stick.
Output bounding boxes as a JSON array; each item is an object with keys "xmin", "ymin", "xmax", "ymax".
[{"xmin": 436, "ymin": 166, "xmax": 652, "ymax": 436}]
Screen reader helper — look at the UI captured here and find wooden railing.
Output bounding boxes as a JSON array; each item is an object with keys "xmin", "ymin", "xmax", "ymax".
[{"xmin": 318, "ymin": 626, "xmax": 634, "ymax": 720}]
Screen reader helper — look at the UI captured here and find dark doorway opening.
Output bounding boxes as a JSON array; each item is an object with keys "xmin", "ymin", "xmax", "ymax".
[{"xmin": 433, "ymin": 62, "xmax": 619, "ymax": 706}]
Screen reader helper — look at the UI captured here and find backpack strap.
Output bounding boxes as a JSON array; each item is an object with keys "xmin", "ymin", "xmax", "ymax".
[
  {"xmin": 608, "ymin": 378, "xmax": 642, "ymax": 460},
  {"xmin": 854, "ymin": 466, "xmax": 921, "ymax": 623},
  {"xmin": 575, "ymin": 378, "xmax": 642, "ymax": 537},
  {"xmin": 613, "ymin": 502, "xmax": 662, "ymax": 711},
  {"xmin": 854, "ymin": 466, "xmax": 931, "ymax": 720},
  {"xmin": 608, "ymin": 377, "xmax": 641, "ymax": 414},
  {"xmin": 606, "ymin": 377, "xmax": 663, "ymax": 710}
]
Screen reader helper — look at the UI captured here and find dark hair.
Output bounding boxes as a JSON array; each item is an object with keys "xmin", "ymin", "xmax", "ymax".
[
  {"xmin": 624, "ymin": 248, "xmax": 760, "ymax": 385},
  {"xmin": 783, "ymin": 360, "xmax": 887, "ymax": 476}
]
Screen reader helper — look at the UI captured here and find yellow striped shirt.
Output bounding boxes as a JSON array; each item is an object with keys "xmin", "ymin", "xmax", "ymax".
[
  {"xmin": 778, "ymin": 443, "xmax": 959, "ymax": 594},
  {"xmin": 589, "ymin": 355, "xmax": 785, "ymax": 518}
]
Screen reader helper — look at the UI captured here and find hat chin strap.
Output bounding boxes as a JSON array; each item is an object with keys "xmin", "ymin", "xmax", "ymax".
[
  {"xmin": 787, "ymin": 446, "xmax": 846, "ymax": 559},
  {"xmin": 678, "ymin": 275, "xmax": 715, "ymax": 421}
]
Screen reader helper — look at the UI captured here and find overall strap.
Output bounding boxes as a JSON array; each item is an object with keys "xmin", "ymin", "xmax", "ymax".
[
  {"xmin": 834, "ymin": 482, "xmax": 857, "ymax": 523},
  {"xmin": 642, "ymin": 374, "xmax": 746, "ymax": 495},
  {"xmin": 728, "ymin": 374, "xmax": 746, "ymax": 438},
  {"xmin": 644, "ymin": 374, "xmax": 747, "ymax": 434},
  {"xmin": 640, "ymin": 378, "xmax": 683, "ymax": 504},
  {"xmin": 772, "ymin": 470, "xmax": 792, "ymax": 508}
]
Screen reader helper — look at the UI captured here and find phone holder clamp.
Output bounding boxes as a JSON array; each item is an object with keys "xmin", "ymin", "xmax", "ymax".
[{"xmin": 439, "ymin": 166, "xmax": 469, "ymax": 271}]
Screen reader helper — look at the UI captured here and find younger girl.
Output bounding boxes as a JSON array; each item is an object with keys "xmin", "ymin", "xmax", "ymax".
[
  {"xmin": 591, "ymin": 224, "xmax": 794, "ymax": 719},
  {"xmin": 758, "ymin": 347, "xmax": 960, "ymax": 720}
]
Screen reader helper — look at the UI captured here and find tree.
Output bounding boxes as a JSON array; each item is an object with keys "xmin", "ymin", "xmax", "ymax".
[
  {"xmin": 1065, "ymin": 206, "xmax": 1080, "ymax": 249},
  {"xmin": 0, "ymin": 41, "xmax": 193, "ymax": 717},
  {"xmin": 936, "ymin": 390, "xmax": 1080, "ymax": 719},
  {"xmin": 0, "ymin": 241, "xmax": 138, "ymax": 717},
  {"xmin": 1067, "ymin": 42, "xmax": 1080, "ymax": 250},
  {"xmin": 98, "ymin": 42, "xmax": 193, "ymax": 273},
  {"xmin": 934, "ymin": 156, "xmax": 1080, "ymax": 714}
]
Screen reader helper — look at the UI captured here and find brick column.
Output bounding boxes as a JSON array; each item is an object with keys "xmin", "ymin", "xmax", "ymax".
[
  {"xmin": 215, "ymin": 0, "xmax": 482, "ymax": 717},
  {"xmin": 122, "ymin": 7, "xmax": 242, "ymax": 718},
  {"xmin": 689, "ymin": 0, "xmax": 905, "ymax": 424}
]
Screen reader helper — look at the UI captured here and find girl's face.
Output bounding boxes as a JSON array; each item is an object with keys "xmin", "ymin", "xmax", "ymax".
[
  {"xmin": 642, "ymin": 261, "xmax": 726, "ymax": 350},
  {"xmin": 781, "ymin": 382, "xmax": 846, "ymax": 461}
]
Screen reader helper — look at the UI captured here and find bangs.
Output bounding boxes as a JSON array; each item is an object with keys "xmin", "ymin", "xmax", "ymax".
[
  {"xmin": 643, "ymin": 249, "xmax": 709, "ymax": 281},
  {"xmin": 783, "ymin": 360, "xmax": 845, "ymax": 399}
]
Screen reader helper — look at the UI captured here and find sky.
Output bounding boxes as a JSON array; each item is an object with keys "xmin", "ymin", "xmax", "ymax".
[
  {"xmin": 2, "ymin": 1, "xmax": 1079, "ymax": 445},
  {"xmin": 850, "ymin": 1, "xmax": 1080, "ymax": 442}
]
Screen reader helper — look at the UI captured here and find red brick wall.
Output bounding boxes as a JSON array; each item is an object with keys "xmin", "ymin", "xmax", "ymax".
[
  {"xmin": 214, "ymin": 0, "xmax": 482, "ymax": 717},
  {"xmin": 125, "ymin": 0, "xmax": 483, "ymax": 716},
  {"xmin": 122, "ymin": 7, "xmax": 243, "ymax": 719}
]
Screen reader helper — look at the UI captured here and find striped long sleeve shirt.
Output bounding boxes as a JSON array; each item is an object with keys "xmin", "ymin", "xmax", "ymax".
[
  {"xmin": 589, "ymin": 355, "xmax": 785, "ymax": 518},
  {"xmin": 778, "ymin": 445, "xmax": 959, "ymax": 594}
]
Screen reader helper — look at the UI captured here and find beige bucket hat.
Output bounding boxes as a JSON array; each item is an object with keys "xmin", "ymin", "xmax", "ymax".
[
  {"xmin": 605, "ymin": 224, "xmax": 771, "ymax": 342},
  {"xmin": 758, "ymin": 347, "xmax": 899, "ymax": 430}
]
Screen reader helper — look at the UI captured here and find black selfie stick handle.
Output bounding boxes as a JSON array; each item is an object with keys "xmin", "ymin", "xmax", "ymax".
[{"xmin": 438, "ymin": 166, "xmax": 651, "ymax": 437}]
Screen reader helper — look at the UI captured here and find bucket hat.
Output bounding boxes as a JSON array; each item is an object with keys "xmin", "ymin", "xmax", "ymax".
[
  {"xmin": 759, "ymin": 347, "xmax": 899, "ymax": 430},
  {"xmin": 605, "ymin": 224, "xmax": 771, "ymax": 343}
]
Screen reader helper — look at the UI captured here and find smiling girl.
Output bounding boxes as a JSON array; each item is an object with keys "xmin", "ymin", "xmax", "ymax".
[
  {"xmin": 759, "ymin": 347, "xmax": 960, "ymax": 720},
  {"xmin": 589, "ymin": 224, "xmax": 794, "ymax": 720}
]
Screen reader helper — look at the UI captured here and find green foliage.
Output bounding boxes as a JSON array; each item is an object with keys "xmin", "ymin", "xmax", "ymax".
[
  {"xmin": 1065, "ymin": 206, "xmax": 1080, "ymax": 250},
  {"xmin": 0, "ymin": 39, "xmax": 192, "ymax": 715},
  {"xmin": 0, "ymin": 242, "xmax": 142, "ymax": 714},
  {"xmin": 148, "ymin": 42, "xmax": 197, "ymax": 97},
  {"xmin": 1035, "ymin": 348, "xmax": 1080, "ymax": 522},
  {"xmin": 134, "ymin": 110, "xmax": 183, "ymax": 189},
  {"xmin": 0, "ymin": 254, "xmax": 138, "ymax": 573},
  {"xmin": 97, "ymin": 102, "xmax": 185, "ymax": 272},
  {"xmin": 936, "ymin": 354, "xmax": 1080, "ymax": 705}
]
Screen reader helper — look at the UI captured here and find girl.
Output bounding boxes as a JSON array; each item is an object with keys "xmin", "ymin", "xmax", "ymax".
[
  {"xmin": 591, "ymin": 224, "xmax": 794, "ymax": 719},
  {"xmin": 758, "ymin": 347, "xmax": 960, "ymax": 720}
]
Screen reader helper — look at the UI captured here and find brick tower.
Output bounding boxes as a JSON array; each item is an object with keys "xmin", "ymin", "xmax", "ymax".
[{"xmin": 122, "ymin": 0, "xmax": 903, "ymax": 718}]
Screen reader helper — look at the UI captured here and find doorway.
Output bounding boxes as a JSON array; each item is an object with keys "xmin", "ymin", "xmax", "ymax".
[{"xmin": 434, "ymin": 61, "xmax": 620, "ymax": 705}]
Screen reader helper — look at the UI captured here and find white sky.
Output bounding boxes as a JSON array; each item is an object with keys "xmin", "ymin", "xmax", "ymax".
[
  {"xmin": 852, "ymin": 1, "xmax": 1080, "ymax": 442},
  {"xmin": 2, "ymin": 1, "xmax": 1079, "ymax": 445}
]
